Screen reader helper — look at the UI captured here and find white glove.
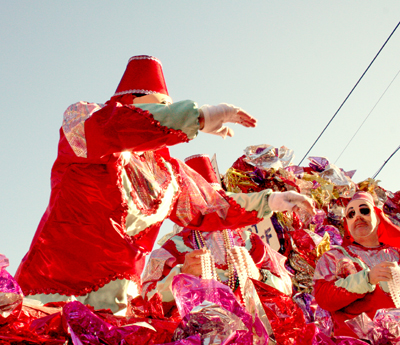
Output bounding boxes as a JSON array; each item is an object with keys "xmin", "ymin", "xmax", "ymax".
[
  {"xmin": 268, "ymin": 191, "xmax": 316, "ymax": 214},
  {"xmin": 199, "ymin": 103, "xmax": 256, "ymax": 138}
]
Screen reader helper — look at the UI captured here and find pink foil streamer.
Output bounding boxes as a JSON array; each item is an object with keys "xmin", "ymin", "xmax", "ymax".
[{"xmin": 171, "ymin": 274, "xmax": 269, "ymax": 344}]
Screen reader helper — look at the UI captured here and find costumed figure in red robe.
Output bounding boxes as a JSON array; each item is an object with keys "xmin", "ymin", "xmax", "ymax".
[
  {"xmin": 142, "ymin": 155, "xmax": 314, "ymax": 344},
  {"xmin": 15, "ymin": 55, "xmax": 314, "ymax": 313},
  {"xmin": 314, "ymin": 191, "xmax": 400, "ymax": 338}
]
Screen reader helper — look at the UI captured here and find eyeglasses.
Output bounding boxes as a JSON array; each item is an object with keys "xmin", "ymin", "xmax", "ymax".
[{"xmin": 346, "ymin": 207, "xmax": 371, "ymax": 220}]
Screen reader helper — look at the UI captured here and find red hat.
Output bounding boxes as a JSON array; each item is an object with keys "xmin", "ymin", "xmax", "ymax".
[
  {"xmin": 345, "ymin": 191, "xmax": 375, "ymax": 211},
  {"xmin": 184, "ymin": 154, "xmax": 221, "ymax": 190},
  {"xmin": 113, "ymin": 55, "xmax": 169, "ymax": 97},
  {"xmin": 343, "ymin": 191, "xmax": 400, "ymax": 248}
]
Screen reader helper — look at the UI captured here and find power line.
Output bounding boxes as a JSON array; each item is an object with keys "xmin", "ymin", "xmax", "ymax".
[
  {"xmin": 334, "ymin": 67, "xmax": 400, "ymax": 165},
  {"xmin": 372, "ymin": 145, "xmax": 400, "ymax": 179},
  {"xmin": 298, "ymin": 21, "xmax": 400, "ymax": 166}
]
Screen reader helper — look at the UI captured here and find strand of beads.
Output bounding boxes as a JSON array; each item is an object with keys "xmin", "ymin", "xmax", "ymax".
[
  {"xmin": 222, "ymin": 229, "xmax": 238, "ymax": 290},
  {"xmin": 228, "ymin": 246, "xmax": 248, "ymax": 301},
  {"xmin": 194, "ymin": 230, "xmax": 238, "ymax": 287},
  {"xmin": 388, "ymin": 263, "xmax": 400, "ymax": 308},
  {"xmin": 209, "ymin": 251, "xmax": 218, "ymax": 280},
  {"xmin": 200, "ymin": 249, "xmax": 212, "ymax": 279}
]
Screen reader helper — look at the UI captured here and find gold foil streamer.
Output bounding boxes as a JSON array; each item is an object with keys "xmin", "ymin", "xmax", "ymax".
[
  {"xmin": 223, "ymin": 167, "xmax": 258, "ymax": 193},
  {"xmin": 316, "ymin": 232, "xmax": 331, "ymax": 259}
]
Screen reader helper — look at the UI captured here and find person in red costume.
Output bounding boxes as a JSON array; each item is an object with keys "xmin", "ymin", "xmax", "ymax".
[
  {"xmin": 142, "ymin": 154, "xmax": 313, "ymax": 344},
  {"xmin": 142, "ymin": 155, "xmax": 294, "ymax": 300},
  {"xmin": 314, "ymin": 191, "xmax": 400, "ymax": 338},
  {"xmin": 15, "ymin": 55, "xmax": 314, "ymax": 313}
]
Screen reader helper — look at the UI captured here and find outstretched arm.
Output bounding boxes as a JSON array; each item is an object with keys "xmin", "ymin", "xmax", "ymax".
[{"xmin": 199, "ymin": 103, "xmax": 257, "ymax": 138}]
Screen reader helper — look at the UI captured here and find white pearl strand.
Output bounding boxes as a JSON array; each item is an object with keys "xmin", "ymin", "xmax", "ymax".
[
  {"xmin": 197, "ymin": 230, "xmax": 236, "ymax": 288},
  {"xmin": 228, "ymin": 246, "xmax": 258, "ymax": 301},
  {"xmin": 200, "ymin": 249, "xmax": 218, "ymax": 280},
  {"xmin": 388, "ymin": 263, "xmax": 400, "ymax": 308}
]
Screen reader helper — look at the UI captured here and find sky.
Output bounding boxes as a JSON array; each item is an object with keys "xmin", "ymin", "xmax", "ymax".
[{"xmin": 1, "ymin": 1, "xmax": 399, "ymax": 275}]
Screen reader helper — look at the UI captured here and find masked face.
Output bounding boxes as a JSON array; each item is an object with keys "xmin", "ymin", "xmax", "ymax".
[
  {"xmin": 132, "ymin": 93, "xmax": 172, "ymax": 105},
  {"xmin": 346, "ymin": 199, "xmax": 379, "ymax": 246}
]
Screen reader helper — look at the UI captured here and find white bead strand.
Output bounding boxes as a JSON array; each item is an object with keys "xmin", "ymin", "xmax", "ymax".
[
  {"xmin": 229, "ymin": 246, "xmax": 248, "ymax": 301},
  {"xmin": 388, "ymin": 263, "xmax": 400, "ymax": 308}
]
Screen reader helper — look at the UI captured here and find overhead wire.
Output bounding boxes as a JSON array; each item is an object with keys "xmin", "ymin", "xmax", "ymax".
[
  {"xmin": 334, "ymin": 67, "xmax": 400, "ymax": 165},
  {"xmin": 372, "ymin": 145, "xmax": 400, "ymax": 179},
  {"xmin": 298, "ymin": 21, "xmax": 400, "ymax": 166}
]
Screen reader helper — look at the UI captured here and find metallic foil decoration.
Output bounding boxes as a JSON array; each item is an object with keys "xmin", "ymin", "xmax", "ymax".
[
  {"xmin": 171, "ymin": 274, "xmax": 269, "ymax": 345},
  {"xmin": 243, "ymin": 145, "xmax": 295, "ymax": 170},
  {"xmin": 242, "ymin": 278, "xmax": 275, "ymax": 344},
  {"xmin": 162, "ymin": 334, "xmax": 202, "ymax": 345},
  {"xmin": 345, "ymin": 308, "xmax": 400, "ymax": 344},
  {"xmin": 308, "ymin": 157, "xmax": 330, "ymax": 172},
  {"xmin": 223, "ymin": 167, "xmax": 259, "ymax": 193},
  {"xmin": 173, "ymin": 300, "xmax": 248, "ymax": 344},
  {"xmin": 0, "ymin": 254, "xmax": 23, "ymax": 324},
  {"xmin": 319, "ymin": 164, "xmax": 357, "ymax": 197}
]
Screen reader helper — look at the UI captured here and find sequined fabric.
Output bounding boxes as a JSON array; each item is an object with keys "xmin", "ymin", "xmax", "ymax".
[
  {"xmin": 314, "ymin": 244, "xmax": 400, "ymax": 282},
  {"xmin": 142, "ymin": 248, "xmax": 177, "ymax": 285},
  {"xmin": 173, "ymin": 160, "xmax": 230, "ymax": 226},
  {"xmin": 125, "ymin": 151, "xmax": 171, "ymax": 215},
  {"xmin": 62, "ymin": 101, "xmax": 105, "ymax": 158}
]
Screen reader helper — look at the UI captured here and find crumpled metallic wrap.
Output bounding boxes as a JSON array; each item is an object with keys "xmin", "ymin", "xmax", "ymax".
[
  {"xmin": 0, "ymin": 299, "xmax": 67, "ymax": 343},
  {"xmin": 173, "ymin": 300, "xmax": 248, "ymax": 344},
  {"xmin": 0, "ymin": 254, "xmax": 23, "ymax": 325},
  {"xmin": 334, "ymin": 337, "xmax": 369, "ymax": 344},
  {"xmin": 314, "ymin": 305, "xmax": 334, "ymax": 337},
  {"xmin": 162, "ymin": 334, "xmax": 201, "ymax": 345},
  {"xmin": 345, "ymin": 308, "xmax": 400, "ymax": 344},
  {"xmin": 384, "ymin": 191, "xmax": 400, "ymax": 227},
  {"xmin": 293, "ymin": 292, "xmax": 315, "ymax": 324},
  {"xmin": 287, "ymin": 229, "xmax": 330, "ymax": 293},
  {"xmin": 315, "ymin": 225, "xmax": 342, "ymax": 246},
  {"xmin": 242, "ymin": 278, "xmax": 275, "ymax": 344},
  {"xmin": 292, "ymin": 293, "xmax": 334, "ymax": 337},
  {"xmin": 243, "ymin": 144, "xmax": 294, "ymax": 170},
  {"xmin": 288, "ymin": 252, "xmax": 315, "ymax": 293},
  {"xmin": 251, "ymin": 279, "xmax": 307, "ymax": 345},
  {"xmin": 308, "ymin": 157, "xmax": 330, "ymax": 172},
  {"xmin": 64, "ymin": 301, "xmax": 159, "ymax": 345},
  {"xmin": 223, "ymin": 167, "xmax": 259, "ymax": 193},
  {"xmin": 171, "ymin": 274, "xmax": 269, "ymax": 345},
  {"xmin": 319, "ymin": 164, "xmax": 356, "ymax": 197}
]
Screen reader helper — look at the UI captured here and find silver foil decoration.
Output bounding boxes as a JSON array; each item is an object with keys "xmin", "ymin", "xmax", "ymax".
[{"xmin": 243, "ymin": 145, "xmax": 294, "ymax": 170}]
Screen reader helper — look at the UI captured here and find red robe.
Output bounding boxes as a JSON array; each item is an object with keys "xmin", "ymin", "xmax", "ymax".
[
  {"xmin": 314, "ymin": 243, "xmax": 400, "ymax": 337},
  {"xmin": 15, "ymin": 100, "xmax": 263, "ymax": 298}
]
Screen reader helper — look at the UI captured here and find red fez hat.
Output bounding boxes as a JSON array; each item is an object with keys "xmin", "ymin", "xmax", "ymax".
[
  {"xmin": 184, "ymin": 154, "xmax": 221, "ymax": 189},
  {"xmin": 345, "ymin": 191, "xmax": 375, "ymax": 211},
  {"xmin": 113, "ymin": 55, "xmax": 169, "ymax": 97}
]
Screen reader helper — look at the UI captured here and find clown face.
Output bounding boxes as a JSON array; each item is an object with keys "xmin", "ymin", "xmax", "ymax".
[{"xmin": 346, "ymin": 199, "xmax": 380, "ymax": 246}]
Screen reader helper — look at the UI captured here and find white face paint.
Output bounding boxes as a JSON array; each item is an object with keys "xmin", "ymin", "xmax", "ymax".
[
  {"xmin": 132, "ymin": 93, "xmax": 172, "ymax": 105},
  {"xmin": 346, "ymin": 199, "xmax": 379, "ymax": 246}
]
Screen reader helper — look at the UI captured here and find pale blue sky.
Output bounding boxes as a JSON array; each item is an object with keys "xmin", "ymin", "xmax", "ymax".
[{"xmin": 1, "ymin": 1, "xmax": 399, "ymax": 275}]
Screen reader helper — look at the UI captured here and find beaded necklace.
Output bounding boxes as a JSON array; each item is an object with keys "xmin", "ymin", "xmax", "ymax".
[
  {"xmin": 193, "ymin": 229, "xmax": 260, "ymax": 301},
  {"xmin": 193, "ymin": 229, "xmax": 240, "ymax": 291}
]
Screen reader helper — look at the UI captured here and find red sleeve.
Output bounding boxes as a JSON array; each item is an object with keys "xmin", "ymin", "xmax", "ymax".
[
  {"xmin": 167, "ymin": 158, "xmax": 263, "ymax": 231},
  {"xmin": 169, "ymin": 193, "xmax": 261, "ymax": 231},
  {"xmin": 85, "ymin": 102, "xmax": 190, "ymax": 159},
  {"xmin": 314, "ymin": 279, "xmax": 367, "ymax": 312}
]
